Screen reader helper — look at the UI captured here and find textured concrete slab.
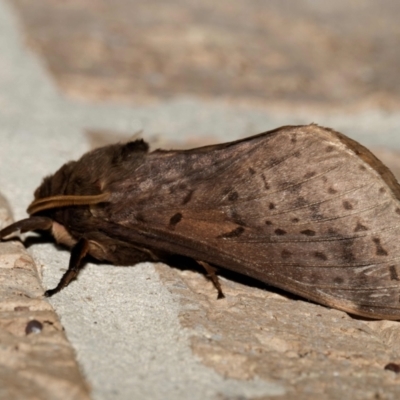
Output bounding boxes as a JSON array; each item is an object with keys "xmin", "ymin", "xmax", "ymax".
[{"xmin": 2, "ymin": 1, "xmax": 400, "ymax": 399}]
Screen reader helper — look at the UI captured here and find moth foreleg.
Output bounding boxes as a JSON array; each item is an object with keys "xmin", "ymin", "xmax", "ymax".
[
  {"xmin": 0, "ymin": 216, "xmax": 53, "ymax": 239},
  {"xmin": 45, "ymin": 238, "xmax": 89, "ymax": 297},
  {"xmin": 197, "ymin": 261, "xmax": 225, "ymax": 299}
]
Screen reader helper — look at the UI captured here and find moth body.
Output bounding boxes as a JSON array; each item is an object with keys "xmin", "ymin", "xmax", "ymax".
[{"xmin": 2, "ymin": 124, "xmax": 400, "ymax": 320}]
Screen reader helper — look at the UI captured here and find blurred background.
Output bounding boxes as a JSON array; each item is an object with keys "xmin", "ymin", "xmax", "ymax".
[{"xmin": 11, "ymin": 0, "xmax": 400, "ymax": 110}]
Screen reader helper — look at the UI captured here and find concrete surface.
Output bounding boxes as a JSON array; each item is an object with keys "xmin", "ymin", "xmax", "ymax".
[{"xmin": 2, "ymin": 0, "xmax": 400, "ymax": 399}]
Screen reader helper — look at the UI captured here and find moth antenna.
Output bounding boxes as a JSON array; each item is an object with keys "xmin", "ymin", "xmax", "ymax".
[{"xmin": 27, "ymin": 192, "xmax": 111, "ymax": 215}]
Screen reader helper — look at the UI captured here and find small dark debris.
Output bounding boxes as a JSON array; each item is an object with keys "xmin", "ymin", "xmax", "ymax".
[
  {"xmin": 25, "ymin": 320, "xmax": 43, "ymax": 335},
  {"xmin": 384, "ymin": 363, "xmax": 400, "ymax": 373}
]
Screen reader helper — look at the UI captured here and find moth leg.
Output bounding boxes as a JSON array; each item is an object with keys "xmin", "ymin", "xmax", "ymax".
[
  {"xmin": 197, "ymin": 261, "xmax": 225, "ymax": 299},
  {"xmin": 45, "ymin": 238, "xmax": 89, "ymax": 297},
  {"xmin": 0, "ymin": 217, "xmax": 53, "ymax": 239}
]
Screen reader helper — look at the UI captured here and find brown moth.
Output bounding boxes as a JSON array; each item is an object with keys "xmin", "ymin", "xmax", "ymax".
[{"xmin": 1, "ymin": 124, "xmax": 400, "ymax": 320}]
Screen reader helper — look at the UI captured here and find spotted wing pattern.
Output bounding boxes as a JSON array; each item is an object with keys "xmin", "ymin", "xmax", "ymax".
[{"xmin": 106, "ymin": 125, "xmax": 400, "ymax": 319}]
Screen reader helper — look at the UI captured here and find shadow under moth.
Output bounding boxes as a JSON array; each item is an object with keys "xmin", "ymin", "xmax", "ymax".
[{"xmin": 1, "ymin": 124, "xmax": 400, "ymax": 320}]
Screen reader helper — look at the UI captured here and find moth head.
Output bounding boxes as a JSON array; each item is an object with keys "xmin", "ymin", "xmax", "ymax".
[{"xmin": 28, "ymin": 139, "xmax": 149, "ymax": 215}]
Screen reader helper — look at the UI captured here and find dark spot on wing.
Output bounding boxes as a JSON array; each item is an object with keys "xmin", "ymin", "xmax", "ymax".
[
  {"xmin": 326, "ymin": 146, "xmax": 334, "ymax": 153},
  {"xmin": 230, "ymin": 210, "xmax": 246, "ymax": 226},
  {"xmin": 169, "ymin": 213, "xmax": 183, "ymax": 229},
  {"xmin": 342, "ymin": 239, "xmax": 356, "ymax": 262},
  {"xmin": 396, "ymin": 208, "xmax": 400, "ymax": 215},
  {"xmin": 182, "ymin": 190, "xmax": 194, "ymax": 205},
  {"xmin": 390, "ymin": 266, "xmax": 399, "ymax": 281},
  {"xmin": 333, "ymin": 277, "xmax": 344, "ymax": 284},
  {"xmin": 136, "ymin": 213, "xmax": 146, "ymax": 223},
  {"xmin": 293, "ymin": 151, "xmax": 301, "ymax": 158},
  {"xmin": 219, "ymin": 226, "xmax": 245, "ymax": 239},
  {"xmin": 301, "ymin": 229, "xmax": 316, "ymax": 236},
  {"xmin": 228, "ymin": 191, "xmax": 239, "ymax": 202},
  {"xmin": 343, "ymin": 201, "xmax": 353, "ymax": 210},
  {"xmin": 310, "ymin": 204, "xmax": 324, "ymax": 220},
  {"xmin": 281, "ymin": 249, "xmax": 292, "ymax": 259},
  {"xmin": 373, "ymin": 237, "xmax": 388, "ymax": 256},
  {"xmin": 327, "ymin": 227, "xmax": 337, "ymax": 235},
  {"xmin": 269, "ymin": 203, "xmax": 275, "ymax": 210},
  {"xmin": 314, "ymin": 252, "xmax": 328, "ymax": 261},
  {"xmin": 294, "ymin": 197, "xmax": 308, "ymax": 208},
  {"xmin": 380, "ymin": 187, "xmax": 386, "ymax": 194},
  {"xmin": 328, "ymin": 187, "xmax": 337, "ymax": 194},
  {"xmin": 304, "ymin": 171, "xmax": 316, "ymax": 179},
  {"xmin": 265, "ymin": 220, "xmax": 273, "ymax": 226},
  {"xmin": 291, "ymin": 135, "xmax": 297, "ymax": 143},
  {"xmin": 354, "ymin": 222, "xmax": 368, "ymax": 232},
  {"xmin": 249, "ymin": 167, "xmax": 256, "ymax": 175},
  {"xmin": 261, "ymin": 174, "xmax": 270, "ymax": 190},
  {"xmin": 322, "ymin": 176, "xmax": 328, "ymax": 183},
  {"xmin": 274, "ymin": 229, "xmax": 286, "ymax": 236},
  {"xmin": 359, "ymin": 165, "xmax": 366, "ymax": 171},
  {"xmin": 291, "ymin": 218, "xmax": 299, "ymax": 223}
]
